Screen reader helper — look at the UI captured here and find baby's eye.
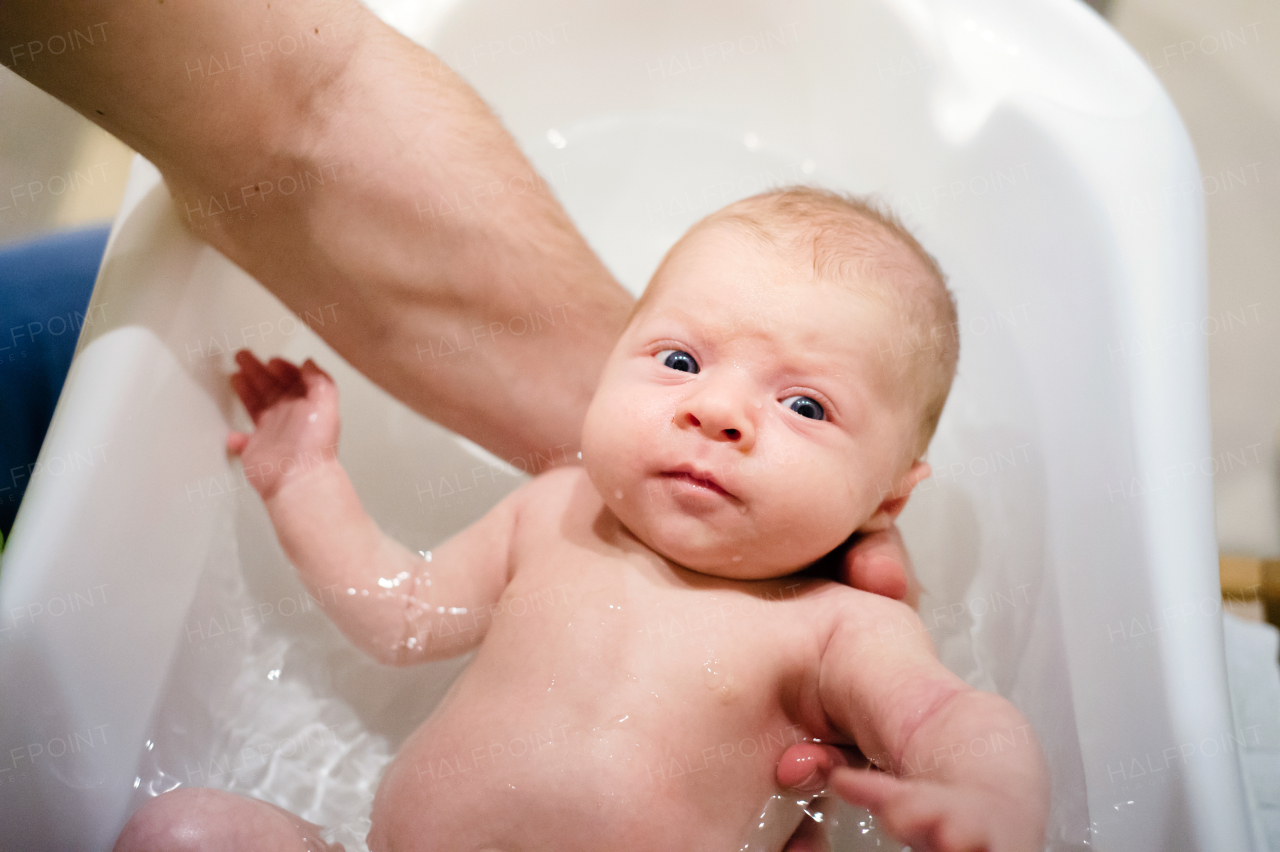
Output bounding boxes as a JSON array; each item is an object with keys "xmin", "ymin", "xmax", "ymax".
[
  {"xmin": 655, "ymin": 349, "xmax": 699, "ymax": 374},
  {"xmin": 782, "ymin": 395, "xmax": 825, "ymax": 421}
]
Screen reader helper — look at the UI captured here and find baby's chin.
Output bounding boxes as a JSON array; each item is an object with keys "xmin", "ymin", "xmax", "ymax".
[{"xmin": 624, "ymin": 511, "xmax": 809, "ymax": 581}]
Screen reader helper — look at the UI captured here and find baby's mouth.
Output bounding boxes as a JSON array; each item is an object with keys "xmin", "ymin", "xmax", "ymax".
[{"xmin": 660, "ymin": 469, "xmax": 734, "ymax": 499}]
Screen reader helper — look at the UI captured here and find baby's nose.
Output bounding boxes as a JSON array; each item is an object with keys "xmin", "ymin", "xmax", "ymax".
[
  {"xmin": 680, "ymin": 388, "xmax": 756, "ymax": 446},
  {"xmin": 684, "ymin": 410, "xmax": 741, "ymax": 441}
]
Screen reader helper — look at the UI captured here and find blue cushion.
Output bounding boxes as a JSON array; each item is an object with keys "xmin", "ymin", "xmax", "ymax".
[{"xmin": 0, "ymin": 225, "xmax": 110, "ymax": 539}]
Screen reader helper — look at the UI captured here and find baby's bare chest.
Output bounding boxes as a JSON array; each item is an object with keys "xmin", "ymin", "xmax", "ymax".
[
  {"xmin": 370, "ymin": 490, "xmax": 842, "ymax": 851},
  {"xmin": 490, "ymin": 494, "xmax": 833, "ymax": 722},
  {"xmin": 413, "ymin": 549, "xmax": 822, "ymax": 843}
]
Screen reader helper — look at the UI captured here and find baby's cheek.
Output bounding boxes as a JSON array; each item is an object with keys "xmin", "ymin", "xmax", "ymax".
[
  {"xmin": 778, "ymin": 461, "xmax": 858, "ymax": 550},
  {"xmin": 581, "ymin": 393, "xmax": 643, "ymax": 498}
]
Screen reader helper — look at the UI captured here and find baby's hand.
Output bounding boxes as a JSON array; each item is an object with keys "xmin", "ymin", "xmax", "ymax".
[
  {"xmin": 227, "ymin": 349, "xmax": 340, "ymax": 501},
  {"xmin": 830, "ymin": 766, "xmax": 1045, "ymax": 852}
]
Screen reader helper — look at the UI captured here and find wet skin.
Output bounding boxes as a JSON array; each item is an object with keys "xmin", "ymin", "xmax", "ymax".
[
  {"xmin": 192, "ymin": 224, "xmax": 1047, "ymax": 852},
  {"xmin": 369, "ymin": 225, "xmax": 935, "ymax": 849},
  {"xmin": 368, "ymin": 465, "xmax": 882, "ymax": 851}
]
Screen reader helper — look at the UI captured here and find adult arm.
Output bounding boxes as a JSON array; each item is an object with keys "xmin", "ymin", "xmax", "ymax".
[
  {"xmin": 2, "ymin": 0, "xmax": 633, "ymax": 467},
  {"xmin": 3, "ymin": 8, "xmax": 924, "ymax": 588}
]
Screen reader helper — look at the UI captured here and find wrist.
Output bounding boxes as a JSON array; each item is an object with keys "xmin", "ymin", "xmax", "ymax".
[{"xmin": 255, "ymin": 445, "xmax": 344, "ymax": 505}]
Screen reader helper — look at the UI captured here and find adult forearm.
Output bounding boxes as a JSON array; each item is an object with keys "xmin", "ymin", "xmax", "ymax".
[
  {"xmin": 3, "ymin": 1, "xmax": 634, "ymax": 466},
  {"xmin": 1, "ymin": 1, "xmax": 349, "ymax": 201},
  {"xmin": 248, "ymin": 19, "xmax": 635, "ymax": 468}
]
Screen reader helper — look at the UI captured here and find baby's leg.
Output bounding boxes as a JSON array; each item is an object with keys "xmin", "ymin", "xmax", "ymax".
[{"xmin": 113, "ymin": 787, "xmax": 344, "ymax": 852}]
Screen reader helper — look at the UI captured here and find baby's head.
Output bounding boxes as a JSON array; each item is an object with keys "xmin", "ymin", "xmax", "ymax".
[{"xmin": 581, "ymin": 186, "xmax": 958, "ymax": 580}]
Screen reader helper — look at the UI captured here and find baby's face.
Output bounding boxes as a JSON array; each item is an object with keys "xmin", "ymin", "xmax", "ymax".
[{"xmin": 581, "ymin": 223, "xmax": 918, "ymax": 580}]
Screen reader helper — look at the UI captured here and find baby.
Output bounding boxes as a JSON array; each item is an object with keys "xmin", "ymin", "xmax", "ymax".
[{"xmin": 118, "ymin": 187, "xmax": 1049, "ymax": 851}]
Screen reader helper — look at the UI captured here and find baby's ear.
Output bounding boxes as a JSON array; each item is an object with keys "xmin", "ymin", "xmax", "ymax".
[{"xmin": 858, "ymin": 460, "xmax": 931, "ymax": 533}]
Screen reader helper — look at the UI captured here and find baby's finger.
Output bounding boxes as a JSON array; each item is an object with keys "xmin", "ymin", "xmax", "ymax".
[
  {"xmin": 300, "ymin": 358, "xmax": 336, "ymax": 394},
  {"xmin": 226, "ymin": 431, "xmax": 249, "ymax": 455},
  {"xmin": 266, "ymin": 357, "xmax": 304, "ymax": 389},
  {"xmin": 301, "ymin": 357, "xmax": 334, "ymax": 382},
  {"xmin": 235, "ymin": 349, "xmax": 282, "ymax": 402},
  {"xmin": 229, "ymin": 372, "xmax": 263, "ymax": 417}
]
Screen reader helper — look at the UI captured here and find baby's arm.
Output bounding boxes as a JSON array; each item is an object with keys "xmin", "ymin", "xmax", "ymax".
[
  {"xmin": 227, "ymin": 350, "xmax": 520, "ymax": 666},
  {"xmin": 818, "ymin": 592, "xmax": 1049, "ymax": 851}
]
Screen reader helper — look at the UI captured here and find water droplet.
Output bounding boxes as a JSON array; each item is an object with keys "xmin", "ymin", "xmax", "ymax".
[
  {"xmin": 308, "ymin": 412, "xmax": 318, "ymax": 422},
  {"xmin": 577, "ymin": 451, "xmax": 583, "ymax": 459},
  {"xmin": 546, "ymin": 128, "xmax": 567, "ymax": 148},
  {"xmin": 419, "ymin": 550, "xmax": 432, "ymax": 562},
  {"xmin": 267, "ymin": 668, "xmax": 281, "ymax": 680}
]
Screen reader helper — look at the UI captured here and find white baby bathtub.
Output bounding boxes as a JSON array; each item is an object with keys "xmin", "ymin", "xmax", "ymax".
[{"xmin": 0, "ymin": 0, "xmax": 1253, "ymax": 849}]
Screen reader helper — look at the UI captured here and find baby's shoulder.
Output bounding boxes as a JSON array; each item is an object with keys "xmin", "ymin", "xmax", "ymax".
[
  {"xmin": 527, "ymin": 462, "xmax": 590, "ymax": 490},
  {"xmin": 519, "ymin": 464, "xmax": 591, "ymax": 510},
  {"xmin": 509, "ymin": 464, "xmax": 597, "ymax": 537}
]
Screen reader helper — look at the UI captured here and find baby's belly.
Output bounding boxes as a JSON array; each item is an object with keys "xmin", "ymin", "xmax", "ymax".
[{"xmin": 365, "ymin": 588, "xmax": 815, "ymax": 851}]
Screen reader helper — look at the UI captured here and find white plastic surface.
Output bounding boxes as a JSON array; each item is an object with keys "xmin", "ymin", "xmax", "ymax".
[{"xmin": 0, "ymin": 0, "xmax": 1253, "ymax": 849}]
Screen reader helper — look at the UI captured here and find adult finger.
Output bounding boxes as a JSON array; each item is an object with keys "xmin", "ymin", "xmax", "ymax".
[
  {"xmin": 842, "ymin": 524, "xmax": 922, "ymax": 609},
  {"xmin": 229, "ymin": 372, "xmax": 262, "ymax": 418}
]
